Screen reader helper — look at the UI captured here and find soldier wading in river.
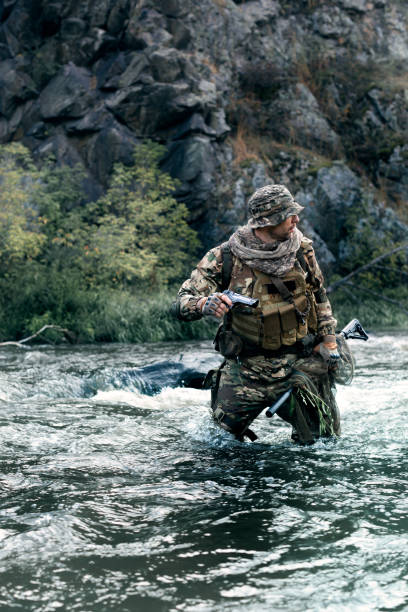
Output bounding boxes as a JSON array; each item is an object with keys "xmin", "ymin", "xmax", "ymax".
[{"xmin": 172, "ymin": 184, "xmax": 342, "ymax": 444}]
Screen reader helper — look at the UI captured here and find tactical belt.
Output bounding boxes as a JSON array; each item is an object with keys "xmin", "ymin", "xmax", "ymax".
[
  {"xmin": 239, "ymin": 343, "xmax": 302, "ymax": 359},
  {"xmin": 238, "ymin": 332, "xmax": 317, "ymax": 359}
]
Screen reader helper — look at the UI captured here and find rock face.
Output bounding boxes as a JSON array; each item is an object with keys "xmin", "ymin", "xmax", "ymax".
[{"xmin": 1, "ymin": 0, "xmax": 408, "ymax": 270}]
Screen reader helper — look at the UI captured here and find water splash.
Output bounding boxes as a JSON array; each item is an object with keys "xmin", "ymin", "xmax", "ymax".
[{"xmin": 0, "ymin": 335, "xmax": 407, "ymax": 611}]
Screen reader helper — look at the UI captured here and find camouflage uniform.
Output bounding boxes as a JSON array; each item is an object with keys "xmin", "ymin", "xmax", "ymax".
[{"xmin": 173, "ymin": 185, "xmax": 340, "ymax": 444}]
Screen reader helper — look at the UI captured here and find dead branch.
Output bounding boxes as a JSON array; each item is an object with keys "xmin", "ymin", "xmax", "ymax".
[
  {"xmin": 327, "ymin": 243, "xmax": 408, "ymax": 294},
  {"xmin": 0, "ymin": 325, "xmax": 76, "ymax": 348}
]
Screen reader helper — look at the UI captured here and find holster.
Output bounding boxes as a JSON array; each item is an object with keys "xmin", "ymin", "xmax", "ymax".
[
  {"xmin": 203, "ymin": 361, "xmax": 226, "ymax": 409},
  {"xmin": 297, "ymin": 333, "xmax": 317, "ymax": 357}
]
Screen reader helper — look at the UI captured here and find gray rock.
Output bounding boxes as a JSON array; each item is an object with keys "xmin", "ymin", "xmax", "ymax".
[
  {"xmin": 300, "ymin": 219, "xmax": 336, "ymax": 272},
  {"xmin": 296, "ymin": 162, "xmax": 361, "ymax": 256},
  {"xmin": 162, "ymin": 135, "xmax": 216, "ymax": 220},
  {"xmin": 95, "ymin": 52, "xmax": 132, "ymax": 90},
  {"xmin": 164, "ymin": 135, "xmax": 215, "ymax": 184},
  {"xmin": 26, "ymin": 121, "xmax": 49, "ymax": 139},
  {"xmin": 272, "ymin": 84, "xmax": 342, "ymax": 155},
  {"xmin": 0, "ymin": 117, "xmax": 9, "ymax": 143},
  {"xmin": 339, "ymin": 0, "xmax": 369, "ymax": 12},
  {"xmin": 0, "ymin": 0, "xmax": 17, "ymax": 22},
  {"xmin": 106, "ymin": 81, "xmax": 204, "ymax": 134},
  {"xmin": 155, "ymin": 0, "xmax": 190, "ymax": 18},
  {"xmin": 39, "ymin": 63, "xmax": 95, "ymax": 120},
  {"xmin": 171, "ymin": 113, "xmax": 216, "ymax": 140},
  {"xmin": 150, "ymin": 48, "xmax": 183, "ymax": 82},
  {"xmin": 0, "ymin": 59, "xmax": 38, "ymax": 118},
  {"xmin": 65, "ymin": 106, "xmax": 111, "ymax": 134},
  {"xmin": 60, "ymin": 17, "xmax": 86, "ymax": 39},
  {"xmin": 79, "ymin": 29, "xmax": 118, "ymax": 63},
  {"xmin": 208, "ymin": 109, "xmax": 231, "ymax": 140},
  {"xmin": 312, "ymin": 6, "xmax": 354, "ymax": 39},
  {"xmin": 85, "ymin": 122, "xmax": 138, "ymax": 186},
  {"xmin": 240, "ymin": 0, "xmax": 279, "ymax": 26},
  {"xmin": 117, "ymin": 52, "xmax": 150, "ymax": 88},
  {"xmin": 124, "ymin": 7, "xmax": 172, "ymax": 49},
  {"xmin": 167, "ymin": 17, "xmax": 192, "ymax": 49},
  {"xmin": 107, "ymin": 0, "xmax": 129, "ymax": 34}
]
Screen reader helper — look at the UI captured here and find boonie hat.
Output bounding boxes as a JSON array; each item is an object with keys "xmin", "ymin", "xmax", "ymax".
[{"xmin": 248, "ymin": 184, "xmax": 304, "ymax": 228}]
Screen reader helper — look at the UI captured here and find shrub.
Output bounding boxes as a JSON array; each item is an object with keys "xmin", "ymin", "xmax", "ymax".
[{"xmin": 0, "ymin": 142, "xmax": 200, "ymax": 341}]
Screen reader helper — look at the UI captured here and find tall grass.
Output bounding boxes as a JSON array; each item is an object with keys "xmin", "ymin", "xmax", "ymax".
[
  {"xmin": 91, "ymin": 289, "xmax": 408, "ymax": 344},
  {"xmin": 86, "ymin": 290, "xmax": 219, "ymax": 344},
  {"xmin": 3, "ymin": 283, "xmax": 406, "ymax": 346},
  {"xmin": 331, "ymin": 291, "xmax": 408, "ymax": 333}
]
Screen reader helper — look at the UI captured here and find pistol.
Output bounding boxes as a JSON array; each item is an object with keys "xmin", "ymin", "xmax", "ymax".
[{"xmin": 223, "ymin": 289, "xmax": 259, "ymax": 309}]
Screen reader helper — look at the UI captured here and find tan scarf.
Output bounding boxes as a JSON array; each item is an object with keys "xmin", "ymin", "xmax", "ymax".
[{"xmin": 228, "ymin": 225, "xmax": 303, "ymax": 277}]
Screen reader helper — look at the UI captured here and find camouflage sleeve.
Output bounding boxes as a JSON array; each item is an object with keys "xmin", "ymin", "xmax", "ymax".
[
  {"xmin": 174, "ymin": 246, "xmax": 224, "ymax": 321},
  {"xmin": 301, "ymin": 238, "xmax": 337, "ymax": 337}
]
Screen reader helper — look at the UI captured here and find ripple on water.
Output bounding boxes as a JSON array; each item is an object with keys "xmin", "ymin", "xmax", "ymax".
[{"xmin": 0, "ymin": 336, "xmax": 407, "ymax": 611}]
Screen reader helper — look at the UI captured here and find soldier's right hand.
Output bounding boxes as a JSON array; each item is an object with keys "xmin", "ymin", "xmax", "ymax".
[{"xmin": 197, "ymin": 293, "xmax": 233, "ymax": 318}]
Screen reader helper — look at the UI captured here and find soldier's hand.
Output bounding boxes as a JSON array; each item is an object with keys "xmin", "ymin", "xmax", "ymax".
[
  {"xmin": 197, "ymin": 293, "xmax": 233, "ymax": 318},
  {"xmin": 314, "ymin": 334, "xmax": 340, "ymax": 367}
]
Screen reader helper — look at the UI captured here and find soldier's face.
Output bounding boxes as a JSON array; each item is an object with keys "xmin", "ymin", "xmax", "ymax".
[{"xmin": 268, "ymin": 214, "xmax": 299, "ymax": 241}]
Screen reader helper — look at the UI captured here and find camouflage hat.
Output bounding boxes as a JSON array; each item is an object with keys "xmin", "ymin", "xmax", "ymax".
[{"xmin": 247, "ymin": 184, "xmax": 304, "ymax": 228}]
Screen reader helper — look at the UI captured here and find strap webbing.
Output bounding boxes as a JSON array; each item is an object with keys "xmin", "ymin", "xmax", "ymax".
[{"xmin": 221, "ymin": 242, "xmax": 233, "ymax": 290}]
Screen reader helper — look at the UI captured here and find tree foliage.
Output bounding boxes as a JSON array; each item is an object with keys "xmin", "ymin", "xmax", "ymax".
[
  {"xmin": 82, "ymin": 142, "xmax": 199, "ymax": 288},
  {"xmin": 0, "ymin": 144, "xmax": 46, "ymax": 271},
  {"xmin": 0, "ymin": 142, "xmax": 199, "ymax": 340}
]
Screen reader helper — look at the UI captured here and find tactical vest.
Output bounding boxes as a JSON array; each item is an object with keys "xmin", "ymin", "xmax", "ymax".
[{"xmin": 227, "ymin": 255, "xmax": 318, "ymax": 351}]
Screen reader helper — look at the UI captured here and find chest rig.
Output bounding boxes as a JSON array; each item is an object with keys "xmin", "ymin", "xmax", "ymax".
[{"xmin": 222, "ymin": 245, "xmax": 318, "ymax": 351}]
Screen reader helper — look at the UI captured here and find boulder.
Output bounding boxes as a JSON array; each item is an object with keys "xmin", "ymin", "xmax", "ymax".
[
  {"xmin": 295, "ymin": 162, "xmax": 361, "ymax": 257},
  {"xmin": 106, "ymin": 81, "xmax": 206, "ymax": 134},
  {"xmin": 272, "ymin": 83, "xmax": 342, "ymax": 156},
  {"xmin": 39, "ymin": 63, "xmax": 96, "ymax": 120},
  {"xmin": 312, "ymin": 6, "xmax": 354, "ymax": 39},
  {"xmin": 0, "ymin": 59, "xmax": 37, "ymax": 118},
  {"xmin": 162, "ymin": 135, "xmax": 216, "ymax": 218},
  {"xmin": 150, "ymin": 48, "xmax": 183, "ymax": 82},
  {"xmin": 84, "ymin": 120, "xmax": 138, "ymax": 186},
  {"xmin": 240, "ymin": 0, "xmax": 279, "ymax": 26}
]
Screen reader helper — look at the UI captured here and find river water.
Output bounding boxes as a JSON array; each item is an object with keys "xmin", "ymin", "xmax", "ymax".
[{"xmin": 0, "ymin": 333, "xmax": 407, "ymax": 611}]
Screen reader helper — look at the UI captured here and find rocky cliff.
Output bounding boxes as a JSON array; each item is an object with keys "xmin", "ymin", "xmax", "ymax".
[{"xmin": 1, "ymin": 0, "xmax": 408, "ymax": 270}]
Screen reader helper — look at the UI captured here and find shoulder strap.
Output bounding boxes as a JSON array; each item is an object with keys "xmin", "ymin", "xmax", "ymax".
[
  {"xmin": 269, "ymin": 247, "xmax": 311, "ymax": 324},
  {"xmin": 220, "ymin": 242, "xmax": 233, "ymax": 290},
  {"xmin": 296, "ymin": 246, "xmax": 308, "ymax": 273}
]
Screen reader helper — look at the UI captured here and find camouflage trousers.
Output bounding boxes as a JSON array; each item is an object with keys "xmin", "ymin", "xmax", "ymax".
[{"xmin": 210, "ymin": 352, "xmax": 340, "ymax": 444}]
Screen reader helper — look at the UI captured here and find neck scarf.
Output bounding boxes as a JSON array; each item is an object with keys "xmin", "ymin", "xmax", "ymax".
[{"xmin": 228, "ymin": 224, "xmax": 303, "ymax": 277}]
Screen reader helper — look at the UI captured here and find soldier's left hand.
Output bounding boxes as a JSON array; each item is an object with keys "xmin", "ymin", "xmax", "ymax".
[{"xmin": 314, "ymin": 335, "xmax": 340, "ymax": 367}]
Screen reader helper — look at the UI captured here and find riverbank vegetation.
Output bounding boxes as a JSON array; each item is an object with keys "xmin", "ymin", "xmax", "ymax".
[
  {"xmin": 0, "ymin": 142, "xmax": 406, "ymax": 345},
  {"xmin": 0, "ymin": 142, "xmax": 203, "ymax": 343}
]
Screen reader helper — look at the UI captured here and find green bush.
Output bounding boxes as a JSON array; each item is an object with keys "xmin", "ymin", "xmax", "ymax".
[{"xmin": 0, "ymin": 142, "xmax": 201, "ymax": 342}]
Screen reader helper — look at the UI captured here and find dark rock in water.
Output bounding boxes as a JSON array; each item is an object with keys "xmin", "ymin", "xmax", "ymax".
[{"xmin": 114, "ymin": 361, "xmax": 208, "ymax": 396}]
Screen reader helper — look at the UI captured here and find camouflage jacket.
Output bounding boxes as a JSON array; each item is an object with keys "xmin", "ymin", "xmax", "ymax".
[{"xmin": 175, "ymin": 239, "xmax": 337, "ymax": 337}]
